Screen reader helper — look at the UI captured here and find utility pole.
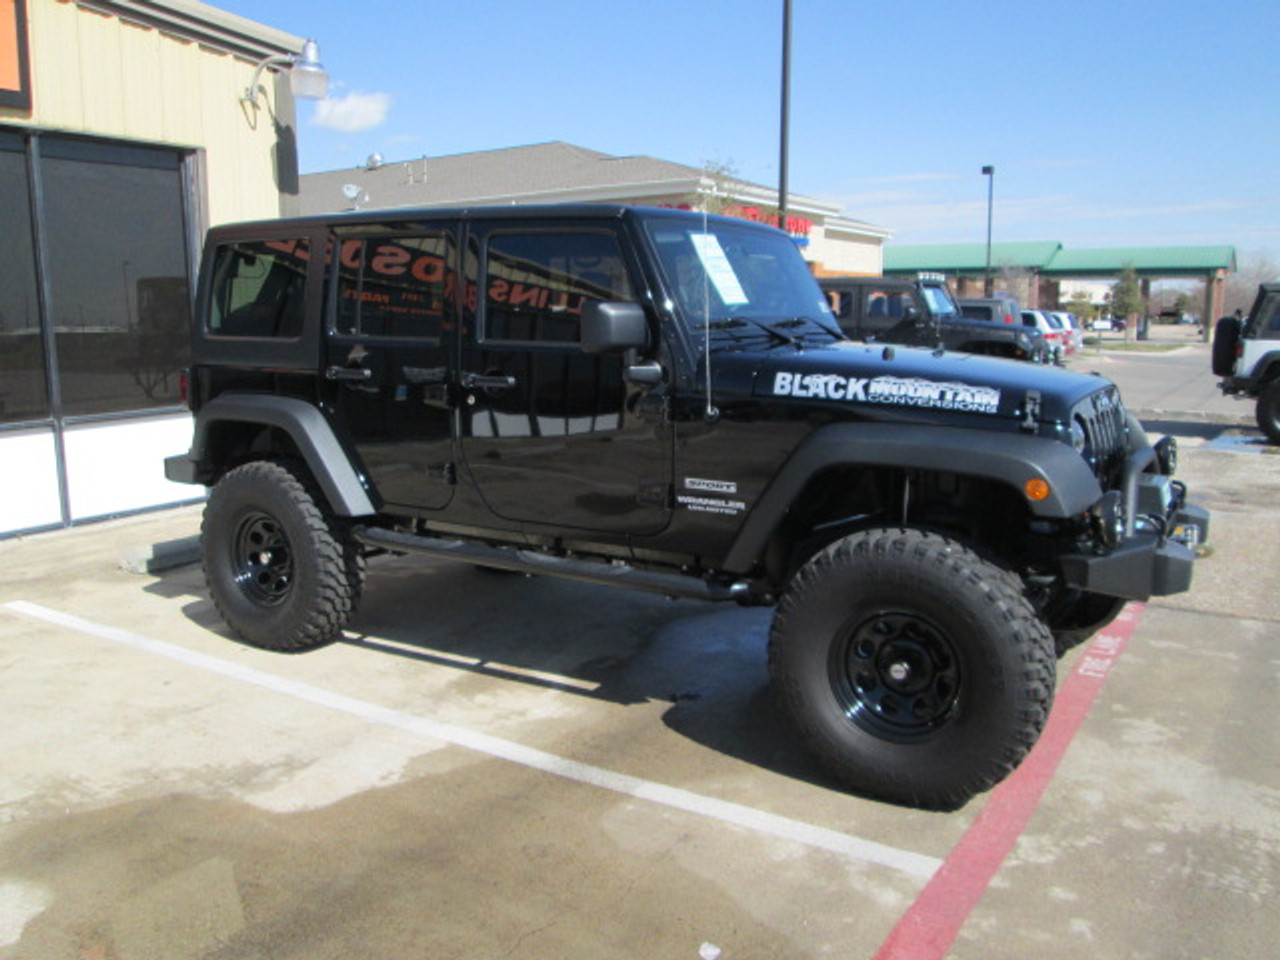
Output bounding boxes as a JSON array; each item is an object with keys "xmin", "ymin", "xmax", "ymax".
[
  {"xmin": 982, "ymin": 165, "xmax": 994, "ymax": 295},
  {"xmin": 778, "ymin": 0, "xmax": 791, "ymax": 232}
]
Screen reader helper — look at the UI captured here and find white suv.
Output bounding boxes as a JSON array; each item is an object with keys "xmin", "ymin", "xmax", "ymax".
[
  {"xmin": 1022, "ymin": 309, "xmax": 1065, "ymax": 364},
  {"xmin": 1214, "ymin": 283, "xmax": 1280, "ymax": 442}
]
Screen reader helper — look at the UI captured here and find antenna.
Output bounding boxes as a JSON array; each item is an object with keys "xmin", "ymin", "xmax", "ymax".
[{"xmin": 702, "ymin": 204, "xmax": 719, "ymax": 423}]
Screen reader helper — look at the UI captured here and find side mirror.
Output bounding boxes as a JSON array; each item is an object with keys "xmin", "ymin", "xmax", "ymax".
[{"xmin": 581, "ymin": 300, "xmax": 648, "ymax": 354}]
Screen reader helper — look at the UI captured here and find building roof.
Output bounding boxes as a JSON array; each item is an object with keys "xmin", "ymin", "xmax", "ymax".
[
  {"xmin": 299, "ymin": 141, "xmax": 856, "ymax": 223},
  {"xmin": 99, "ymin": 1, "xmax": 304, "ymax": 60},
  {"xmin": 884, "ymin": 241, "xmax": 1062, "ymax": 273},
  {"xmin": 1045, "ymin": 246, "xmax": 1237, "ymax": 277},
  {"xmin": 884, "ymin": 241, "xmax": 1237, "ymax": 279}
]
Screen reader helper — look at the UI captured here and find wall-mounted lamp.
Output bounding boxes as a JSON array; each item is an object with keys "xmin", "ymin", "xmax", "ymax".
[{"xmin": 242, "ymin": 39, "xmax": 329, "ymax": 108}]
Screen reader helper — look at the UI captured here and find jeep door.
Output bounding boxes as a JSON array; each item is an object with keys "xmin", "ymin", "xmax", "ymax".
[
  {"xmin": 324, "ymin": 223, "xmax": 459, "ymax": 511},
  {"xmin": 458, "ymin": 220, "xmax": 673, "ymax": 534}
]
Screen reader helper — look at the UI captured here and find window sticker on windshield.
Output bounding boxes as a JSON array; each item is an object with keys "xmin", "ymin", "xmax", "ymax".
[{"xmin": 690, "ymin": 233, "xmax": 749, "ymax": 306}]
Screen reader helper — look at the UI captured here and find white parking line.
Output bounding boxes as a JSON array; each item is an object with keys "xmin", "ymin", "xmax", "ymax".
[{"xmin": 5, "ymin": 600, "xmax": 942, "ymax": 880}]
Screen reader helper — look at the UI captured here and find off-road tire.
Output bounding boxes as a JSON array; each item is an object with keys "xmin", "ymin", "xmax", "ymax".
[
  {"xmin": 202, "ymin": 459, "xmax": 364, "ymax": 651},
  {"xmin": 1212, "ymin": 316, "xmax": 1241, "ymax": 377},
  {"xmin": 1255, "ymin": 379, "xmax": 1280, "ymax": 444},
  {"xmin": 769, "ymin": 528, "xmax": 1056, "ymax": 810}
]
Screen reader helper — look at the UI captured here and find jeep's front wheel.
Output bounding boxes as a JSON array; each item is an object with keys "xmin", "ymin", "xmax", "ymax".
[
  {"xmin": 1255, "ymin": 380, "xmax": 1280, "ymax": 444},
  {"xmin": 202, "ymin": 459, "xmax": 364, "ymax": 651},
  {"xmin": 769, "ymin": 528, "xmax": 1055, "ymax": 809}
]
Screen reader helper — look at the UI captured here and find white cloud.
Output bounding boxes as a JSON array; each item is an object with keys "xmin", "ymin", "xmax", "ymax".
[{"xmin": 311, "ymin": 91, "xmax": 391, "ymax": 133}]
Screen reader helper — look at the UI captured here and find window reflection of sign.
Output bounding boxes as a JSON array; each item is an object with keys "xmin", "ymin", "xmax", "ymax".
[
  {"xmin": 484, "ymin": 234, "xmax": 631, "ymax": 345},
  {"xmin": 1, "ymin": 0, "xmax": 32, "ymax": 111},
  {"xmin": 335, "ymin": 235, "xmax": 455, "ymax": 339}
]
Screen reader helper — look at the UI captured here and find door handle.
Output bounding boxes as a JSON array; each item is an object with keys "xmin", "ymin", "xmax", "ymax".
[
  {"xmin": 461, "ymin": 372, "xmax": 517, "ymax": 390},
  {"xmin": 325, "ymin": 365, "xmax": 372, "ymax": 382}
]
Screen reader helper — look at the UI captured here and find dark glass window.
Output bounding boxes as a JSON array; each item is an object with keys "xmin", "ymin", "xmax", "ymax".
[
  {"xmin": 484, "ymin": 231, "xmax": 633, "ymax": 344},
  {"xmin": 208, "ymin": 239, "xmax": 309, "ymax": 338},
  {"xmin": 41, "ymin": 140, "xmax": 192, "ymax": 416},
  {"xmin": 334, "ymin": 233, "xmax": 452, "ymax": 339},
  {"xmin": 0, "ymin": 135, "xmax": 47, "ymax": 424}
]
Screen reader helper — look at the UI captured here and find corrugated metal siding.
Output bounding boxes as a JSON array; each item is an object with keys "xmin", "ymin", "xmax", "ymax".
[{"xmin": 16, "ymin": 0, "xmax": 297, "ymax": 226}]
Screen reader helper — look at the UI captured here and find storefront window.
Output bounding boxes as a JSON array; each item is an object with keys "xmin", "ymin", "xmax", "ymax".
[
  {"xmin": 41, "ymin": 138, "xmax": 191, "ymax": 417},
  {"xmin": 0, "ymin": 133, "xmax": 47, "ymax": 425}
]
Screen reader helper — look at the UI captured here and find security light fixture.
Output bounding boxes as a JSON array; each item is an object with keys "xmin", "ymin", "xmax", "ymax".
[{"xmin": 242, "ymin": 39, "xmax": 329, "ymax": 108}]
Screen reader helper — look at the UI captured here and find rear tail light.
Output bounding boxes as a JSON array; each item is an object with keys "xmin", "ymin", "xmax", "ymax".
[
  {"xmin": 1003, "ymin": 314, "xmax": 1013, "ymax": 324},
  {"xmin": 179, "ymin": 369, "xmax": 190, "ymax": 405}
]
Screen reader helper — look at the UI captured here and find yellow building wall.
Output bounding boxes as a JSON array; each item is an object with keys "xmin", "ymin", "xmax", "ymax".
[{"xmin": 5, "ymin": 0, "xmax": 297, "ymax": 228}]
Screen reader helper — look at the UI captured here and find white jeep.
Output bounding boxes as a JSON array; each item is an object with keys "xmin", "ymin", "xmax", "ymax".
[{"xmin": 1213, "ymin": 282, "xmax": 1280, "ymax": 443}]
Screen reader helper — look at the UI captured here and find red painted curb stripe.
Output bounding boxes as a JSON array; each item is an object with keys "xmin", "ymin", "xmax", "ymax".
[{"xmin": 872, "ymin": 602, "xmax": 1146, "ymax": 960}]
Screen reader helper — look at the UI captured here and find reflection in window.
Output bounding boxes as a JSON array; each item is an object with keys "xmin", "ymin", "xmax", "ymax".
[
  {"xmin": 334, "ymin": 233, "xmax": 453, "ymax": 339},
  {"xmin": 208, "ymin": 239, "xmax": 308, "ymax": 338},
  {"xmin": 484, "ymin": 232, "xmax": 633, "ymax": 344},
  {"xmin": 41, "ymin": 141, "xmax": 192, "ymax": 417},
  {"xmin": 0, "ymin": 139, "xmax": 47, "ymax": 424}
]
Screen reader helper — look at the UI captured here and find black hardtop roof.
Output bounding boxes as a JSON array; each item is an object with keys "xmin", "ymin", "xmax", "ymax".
[
  {"xmin": 818, "ymin": 275, "xmax": 915, "ymax": 289},
  {"xmin": 204, "ymin": 203, "xmax": 780, "ymax": 239}
]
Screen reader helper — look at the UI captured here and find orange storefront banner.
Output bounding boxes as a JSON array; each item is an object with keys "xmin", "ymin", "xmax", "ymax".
[{"xmin": 1, "ymin": 0, "xmax": 32, "ymax": 111}]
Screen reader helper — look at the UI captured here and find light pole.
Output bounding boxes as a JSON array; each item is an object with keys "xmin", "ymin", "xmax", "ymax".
[
  {"xmin": 982, "ymin": 165, "xmax": 994, "ymax": 295},
  {"xmin": 778, "ymin": 0, "xmax": 792, "ymax": 232}
]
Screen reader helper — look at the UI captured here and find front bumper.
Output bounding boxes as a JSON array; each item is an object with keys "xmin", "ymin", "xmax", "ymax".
[
  {"xmin": 1059, "ymin": 437, "xmax": 1211, "ymax": 601},
  {"xmin": 1060, "ymin": 501, "xmax": 1209, "ymax": 600}
]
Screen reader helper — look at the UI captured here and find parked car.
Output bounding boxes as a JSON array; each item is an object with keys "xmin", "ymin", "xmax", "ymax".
[
  {"xmin": 1050, "ymin": 311, "xmax": 1084, "ymax": 353},
  {"xmin": 1213, "ymin": 284, "xmax": 1280, "ymax": 443},
  {"xmin": 1022, "ymin": 309, "xmax": 1065, "ymax": 364},
  {"xmin": 956, "ymin": 296, "xmax": 1047, "ymax": 362},
  {"xmin": 821, "ymin": 278, "xmax": 1042, "ymax": 361}
]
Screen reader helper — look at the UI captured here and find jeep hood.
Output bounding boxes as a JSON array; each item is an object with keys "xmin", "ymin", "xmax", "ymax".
[{"xmin": 728, "ymin": 340, "xmax": 1114, "ymax": 425}]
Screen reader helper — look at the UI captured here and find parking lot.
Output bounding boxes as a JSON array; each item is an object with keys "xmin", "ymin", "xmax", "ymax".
[{"xmin": 2, "ymin": 333, "xmax": 1277, "ymax": 960}]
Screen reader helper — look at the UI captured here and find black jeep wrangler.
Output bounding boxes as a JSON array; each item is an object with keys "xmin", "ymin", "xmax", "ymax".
[
  {"xmin": 166, "ymin": 205, "xmax": 1208, "ymax": 809},
  {"xmin": 820, "ymin": 274, "xmax": 1043, "ymax": 362}
]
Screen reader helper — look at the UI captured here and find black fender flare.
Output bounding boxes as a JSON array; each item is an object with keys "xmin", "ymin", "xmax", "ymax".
[
  {"xmin": 179, "ymin": 394, "xmax": 377, "ymax": 516},
  {"xmin": 721, "ymin": 422, "xmax": 1102, "ymax": 574}
]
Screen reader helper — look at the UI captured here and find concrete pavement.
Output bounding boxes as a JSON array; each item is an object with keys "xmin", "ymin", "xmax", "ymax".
[{"xmin": 1, "ymin": 333, "xmax": 1276, "ymax": 959}]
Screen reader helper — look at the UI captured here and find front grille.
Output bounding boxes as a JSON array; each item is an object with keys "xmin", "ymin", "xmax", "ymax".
[{"xmin": 1075, "ymin": 386, "xmax": 1128, "ymax": 489}]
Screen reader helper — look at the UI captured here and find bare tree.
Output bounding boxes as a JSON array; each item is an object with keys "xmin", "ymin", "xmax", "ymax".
[{"xmin": 1224, "ymin": 250, "xmax": 1280, "ymax": 317}]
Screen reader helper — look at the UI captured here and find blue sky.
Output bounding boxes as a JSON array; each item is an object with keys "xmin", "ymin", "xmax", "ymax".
[{"xmin": 216, "ymin": 0, "xmax": 1280, "ymax": 262}]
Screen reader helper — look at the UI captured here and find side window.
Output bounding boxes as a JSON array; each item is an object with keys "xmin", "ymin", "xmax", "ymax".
[
  {"xmin": 334, "ymin": 232, "xmax": 453, "ymax": 339},
  {"xmin": 208, "ymin": 238, "xmax": 309, "ymax": 338},
  {"xmin": 483, "ymin": 231, "xmax": 634, "ymax": 345},
  {"xmin": 1261, "ymin": 295, "xmax": 1280, "ymax": 335},
  {"xmin": 861, "ymin": 288, "xmax": 913, "ymax": 329},
  {"xmin": 827, "ymin": 289, "xmax": 852, "ymax": 320}
]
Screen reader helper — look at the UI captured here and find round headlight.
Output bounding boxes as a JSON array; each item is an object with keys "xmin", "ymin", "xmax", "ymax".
[{"xmin": 1069, "ymin": 417, "xmax": 1088, "ymax": 454}]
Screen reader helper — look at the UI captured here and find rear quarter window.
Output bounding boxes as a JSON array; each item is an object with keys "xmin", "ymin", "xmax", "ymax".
[{"xmin": 207, "ymin": 238, "xmax": 309, "ymax": 338}]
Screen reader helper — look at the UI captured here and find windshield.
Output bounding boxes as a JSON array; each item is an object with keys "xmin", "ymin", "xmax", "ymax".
[
  {"xmin": 920, "ymin": 284, "xmax": 960, "ymax": 321},
  {"xmin": 641, "ymin": 213, "xmax": 839, "ymax": 344}
]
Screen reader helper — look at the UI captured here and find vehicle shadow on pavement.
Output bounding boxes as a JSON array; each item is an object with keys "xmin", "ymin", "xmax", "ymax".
[
  {"xmin": 150, "ymin": 553, "xmax": 834, "ymax": 790},
  {"xmin": 1139, "ymin": 418, "xmax": 1243, "ymax": 442}
]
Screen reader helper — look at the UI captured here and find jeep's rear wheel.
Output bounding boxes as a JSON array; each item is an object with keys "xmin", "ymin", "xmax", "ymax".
[
  {"xmin": 1255, "ymin": 380, "xmax": 1280, "ymax": 444},
  {"xmin": 769, "ymin": 528, "xmax": 1055, "ymax": 809},
  {"xmin": 202, "ymin": 459, "xmax": 364, "ymax": 651}
]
